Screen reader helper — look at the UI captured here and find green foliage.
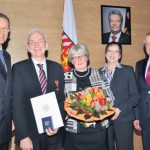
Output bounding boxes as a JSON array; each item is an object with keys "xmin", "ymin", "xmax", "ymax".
[{"xmin": 84, "ymin": 114, "xmax": 91, "ymax": 120}]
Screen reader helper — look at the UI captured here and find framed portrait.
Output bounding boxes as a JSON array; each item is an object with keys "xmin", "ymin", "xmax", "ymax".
[{"xmin": 101, "ymin": 5, "xmax": 131, "ymax": 45}]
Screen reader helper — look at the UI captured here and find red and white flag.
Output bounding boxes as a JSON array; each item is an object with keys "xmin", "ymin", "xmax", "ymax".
[{"xmin": 61, "ymin": 0, "xmax": 78, "ymax": 72}]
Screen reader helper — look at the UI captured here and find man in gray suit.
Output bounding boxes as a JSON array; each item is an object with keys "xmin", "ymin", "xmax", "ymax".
[
  {"xmin": 0, "ymin": 13, "xmax": 12, "ymax": 150},
  {"xmin": 134, "ymin": 32, "xmax": 150, "ymax": 150}
]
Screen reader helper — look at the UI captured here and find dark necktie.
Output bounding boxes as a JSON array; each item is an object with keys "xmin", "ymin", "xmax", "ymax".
[
  {"xmin": 37, "ymin": 64, "xmax": 47, "ymax": 94},
  {"xmin": 146, "ymin": 65, "xmax": 150, "ymax": 87},
  {"xmin": 112, "ymin": 36, "xmax": 117, "ymax": 42},
  {"xmin": 0, "ymin": 50, "xmax": 6, "ymax": 69}
]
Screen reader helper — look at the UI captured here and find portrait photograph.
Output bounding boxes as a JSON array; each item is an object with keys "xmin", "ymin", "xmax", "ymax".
[{"xmin": 101, "ymin": 5, "xmax": 131, "ymax": 45}]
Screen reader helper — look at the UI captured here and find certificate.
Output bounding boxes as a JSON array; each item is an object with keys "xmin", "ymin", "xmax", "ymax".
[{"xmin": 31, "ymin": 92, "xmax": 64, "ymax": 134}]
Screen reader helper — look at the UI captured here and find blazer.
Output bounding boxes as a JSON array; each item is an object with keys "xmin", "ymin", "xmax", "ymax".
[
  {"xmin": 12, "ymin": 59, "xmax": 65, "ymax": 145},
  {"xmin": 100, "ymin": 65, "xmax": 139, "ymax": 121},
  {"xmin": 0, "ymin": 49, "xmax": 12, "ymax": 144},
  {"xmin": 135, "ymin": 58, "xmax": 150, "ymax": 128},
  {"xmin": 102, "ymin": 32, "xmax": 130, "ymax": 44}
]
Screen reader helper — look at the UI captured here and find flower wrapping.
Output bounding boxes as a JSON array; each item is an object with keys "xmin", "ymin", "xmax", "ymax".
[{"xmin": 64, "ymin": 87, "xmax": 115, "ymax": 122}]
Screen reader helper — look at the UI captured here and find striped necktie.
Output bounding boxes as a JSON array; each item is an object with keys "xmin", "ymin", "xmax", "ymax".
[{"xmin": 37, "ymin": 64, "xmax": 47, "ymax": 94}]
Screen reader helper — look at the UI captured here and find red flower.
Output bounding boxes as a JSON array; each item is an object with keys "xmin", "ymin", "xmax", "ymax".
[{"xmin": 99, "ymin": 98, "xmax": 106, "ymax": 106}]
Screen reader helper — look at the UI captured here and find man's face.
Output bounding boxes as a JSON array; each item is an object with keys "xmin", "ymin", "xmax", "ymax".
[
  {"xmin": 27, "ymin": 32, "xmax": 48, "ymax": 60},
  {"xmin": 0, "ymin": 17, "xmax": 10, "ymax": 47},
  {"xmin": 145, "ymin": 35, "xmax": 150, "ymax": 56},
  {"xmin": 109, "ymin": 14, "xmax": 122, "ymax": 35}
]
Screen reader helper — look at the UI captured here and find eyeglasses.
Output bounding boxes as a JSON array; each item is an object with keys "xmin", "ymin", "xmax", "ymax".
[
  {"xmin": 0, "ymin": 26, "xmax": 10, "ymax": 33},
  {"xmin": 28, "ymin": 39, "xmax": 46, "ymax": 46},
  {"xmin": 107, "ymin": 50, "xmax": 120, "ymax": 54},
  {"xmin": 71, "ymin": 54, "xmax": 86, "ymax": 61}
]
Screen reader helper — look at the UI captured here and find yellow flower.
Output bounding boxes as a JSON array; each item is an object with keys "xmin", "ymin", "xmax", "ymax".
[
  {"xmin": 82, "ymin": 98, "xmax": 86, "ymax": 103},
  {"xmin": 86, "ymin": 94, "xmax": 92, "ymax": 100},
  {"xmin": 96, "ymin": 92, "xmax": 102, "ymax": 97},
  {"xmin": 86, "ymin": 101, "xmax": 91, "ymax": 106}
]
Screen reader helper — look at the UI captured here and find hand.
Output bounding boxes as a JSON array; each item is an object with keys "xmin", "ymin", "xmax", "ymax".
[
  {"xmin": 111, "ymin": 108, "xmax": 121, "ymax": 120},
  {"xmin": 133, "ymin": 120, "xmax": 141, "ymax": 131},
  {"xmin": 20, "ymin": 137, "xmax": 33, "ymax": 150},
  {"xmin": 46, "ymin": 127, "xmax": 59, "ymax": 136},
  {"xmin": 12, "ymin": 120, "xmax": 15, "ymax": 131}
]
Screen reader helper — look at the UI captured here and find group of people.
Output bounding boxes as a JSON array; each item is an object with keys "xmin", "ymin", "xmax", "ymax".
[{"xmin": 0, "ymin": 12, "xmax": 150, "ymax": 150}]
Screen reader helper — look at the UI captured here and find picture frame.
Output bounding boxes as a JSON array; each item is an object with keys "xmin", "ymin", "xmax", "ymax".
[{"xmin": 101, "ymin": 5, "xmax": 131, "ymax": 45}]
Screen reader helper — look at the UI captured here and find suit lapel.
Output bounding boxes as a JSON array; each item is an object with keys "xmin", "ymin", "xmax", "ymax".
[
  {"xmin": 46, "ymin": 60, "xmax": 53, "ymax": 92},
  {"xmin": 0, "ymin": 62, "xmax": 7, "ymax": 80},
  {"xmin": 142, "ymin": 59, "xmax": 148, "ymax": 86},
  {"xmin": 119, "ymin": 32, "xmax": 123, "ymax": 43},
  {"xmin": 111, "ymin": 67, "xmax": 122, "ymax": 84},
  {"xmin": 46, "ymin": 60, "xmax": 58, "ymax": 93},
  {"xmin": 27, "ymin": 59, "xmax": 42, "ymax": 93},
  {"xmin": 0, "ymin": 50, "xmax": 8, "ymax": 80}
]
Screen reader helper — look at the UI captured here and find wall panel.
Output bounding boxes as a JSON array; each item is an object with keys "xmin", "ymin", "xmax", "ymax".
[{"xmin": 0, "ymin": 0, "xmax": 148, "ymax": 149}]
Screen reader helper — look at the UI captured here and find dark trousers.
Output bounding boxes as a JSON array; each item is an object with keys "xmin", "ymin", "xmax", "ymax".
[
  {"xmin": 0, "ymin": 143, "xmax": 9, "ymax": 150},
  {"xmin": 107, "ymin": 121, "xmax": 133, "ymax": 150},
  {"xmin": 142, "ymin": 127, "xmax": 150, "ymax": 150},
  {"xmin": 32, "ymin": 134, "xmax": 62, "ymax": 150}
]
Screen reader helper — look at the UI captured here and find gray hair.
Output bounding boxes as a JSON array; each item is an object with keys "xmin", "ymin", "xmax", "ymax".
[
  {"xmin": 68, "ymin": 44, "xmax": 90, "ymax": 62},
  {"xmin": 144, "ymin": 32, "xmax": 150, "ymax": 44},
  {"xmin": 27, "ymin": 28, "xmax": 48, "ymax": 44},
  {"xmin": 108, "ymin": 9, "xmax": 123, "ymax": 24}
]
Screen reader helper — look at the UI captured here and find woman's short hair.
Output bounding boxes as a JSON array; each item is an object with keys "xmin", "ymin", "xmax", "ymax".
[
  {"xmin": 105, "ymin": 42, "xmax": 122, "ymax": 62},
  {"xmin": 68, "ymin": 44, "xmax": 90, "ymax": 67}
]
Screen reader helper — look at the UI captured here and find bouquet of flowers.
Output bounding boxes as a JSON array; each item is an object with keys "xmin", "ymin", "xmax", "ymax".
[{"xmin": 64, "ymin": 87, "xmax": 115, "ymax": 122}]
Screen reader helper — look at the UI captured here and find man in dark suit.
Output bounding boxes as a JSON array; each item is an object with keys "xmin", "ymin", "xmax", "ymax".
[
  {"xmin": 102, "ymin": 10, "xmax": 130, "ymax": 44},
  {"xmin": 134, "ymin": 32, "xmax": 150, "ymax": 150},
  {"xmin": 12, "ymin": 29, "xmax": 65, "ymax": 150},
  {"xmin": 0, "ymin": 13, "xmax": 13, "ymax": 150}
]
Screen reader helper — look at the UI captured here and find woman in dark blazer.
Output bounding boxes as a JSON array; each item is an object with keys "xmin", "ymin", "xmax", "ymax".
[{"xmin": 99, "ymin": 42, "xmax": 140, "ymax": 150}]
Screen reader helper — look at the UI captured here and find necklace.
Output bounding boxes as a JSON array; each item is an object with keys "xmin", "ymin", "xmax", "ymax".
[{"xmin": 73, "ymin": 68, "xmax": 90, "ymax": 78}]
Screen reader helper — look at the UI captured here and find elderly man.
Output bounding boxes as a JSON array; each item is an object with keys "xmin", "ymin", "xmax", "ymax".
[
  {"xmin": 12, "ymin": 29, "xmax": 65, "ymax": 150},
  {"xmin": 102, "ymin": 9, "xmax": 130, "ymax": 44},
  {"xmin": 134, "ymin": 32, "xmax": 150, "ymax": 150}
]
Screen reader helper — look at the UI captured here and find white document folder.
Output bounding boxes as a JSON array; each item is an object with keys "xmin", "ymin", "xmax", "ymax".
[{"xmin": 30, "ymin": 92, "xmax": 64, "ymax": 134}]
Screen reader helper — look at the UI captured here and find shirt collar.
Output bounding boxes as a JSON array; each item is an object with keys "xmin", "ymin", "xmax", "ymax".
[
  {"xmin": 31, "ymin": 57, "xmax": 46, "ymax": 66},
  {"xmin": 0, "ymin": 47, "xmax": 3, "ymax": 52},
  {"xmin": 102, "ymin": 63, "xmax": 122, "ymax": 71},
  {"xmin": 110, "ymin": 31, "xmax": 122, "ymax": 39}
]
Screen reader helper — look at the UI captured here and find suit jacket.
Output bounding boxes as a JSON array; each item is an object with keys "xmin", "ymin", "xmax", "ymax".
[
  {"xmin": 102, "ymin": 32, "xmax": 131, "ymax": 44},
  {"xmin": 135, "ymin": 58, "xmax": 150, "ymax": 128},
  {"xmin": 100, "ymin": 65, "xmax": 139, "ymax": 121},
  {"xmin": 12, "ymin": 59, "xmax": 65, "ymax": 145},
  {"xmin": 0, "ymin": 49, "xmax": 12, "ymax": 144}
]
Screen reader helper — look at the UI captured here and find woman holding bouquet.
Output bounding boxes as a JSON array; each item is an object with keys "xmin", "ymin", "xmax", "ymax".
[
  {"xmin": 99, "ymin": 42, "xmax": 140, "ymax": 150},
  {"xmin": 64, "ymin": 44, "xmax": 115, "ymax": 150}
]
